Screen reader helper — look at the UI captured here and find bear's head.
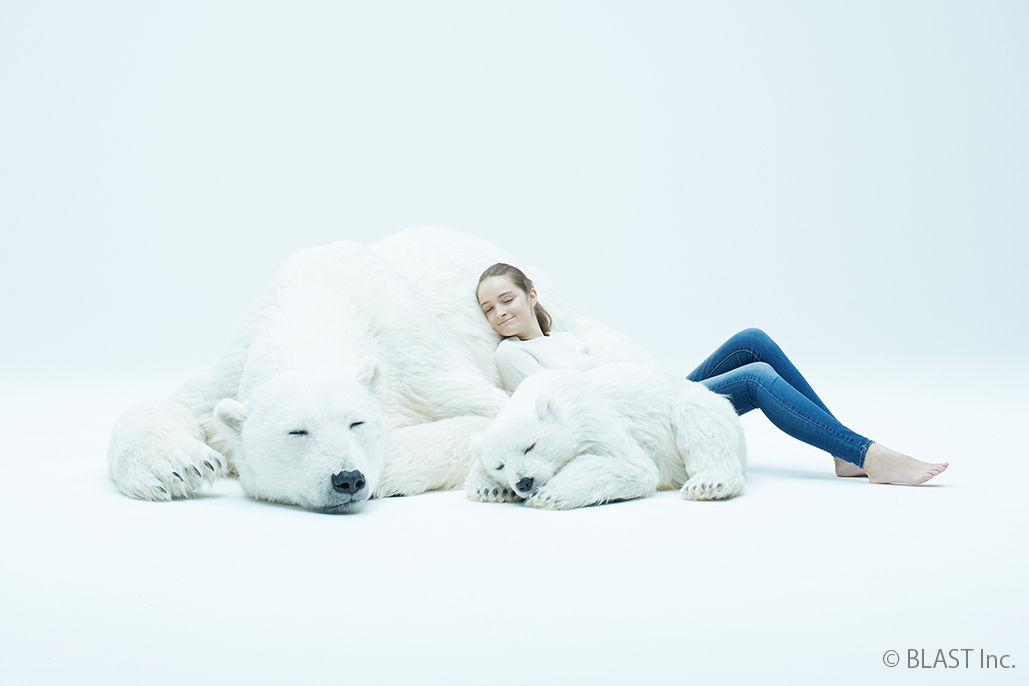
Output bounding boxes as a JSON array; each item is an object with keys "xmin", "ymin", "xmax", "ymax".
[
  {"xmin": 478, "ymin": 371, "xmax": 585, "ymax": 498},
  {"xmin": 213, "ymin": 364, "xmax": 385, "ymax": 513}
]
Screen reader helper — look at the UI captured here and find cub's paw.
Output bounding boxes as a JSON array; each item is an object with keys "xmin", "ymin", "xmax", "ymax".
[
  {"xmin": 681, "ymin": 470, "xmax": 744, "ymax": 501},
  {"xmin": 463, "ymin": 469, "xmax": 522, "ymax": 503},
  {"xmin": 470, "ymin": 485, "xmax": 522, "ymax": 503},
  {"xmin": 524, "ymin": 490, "xmax": 578, "ymax": 511}
]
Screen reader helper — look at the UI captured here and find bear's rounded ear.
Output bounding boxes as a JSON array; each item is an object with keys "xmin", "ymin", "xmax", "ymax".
[
  {"xmin": 535, "ymin": 393, "xmax": 560, "ymax": 422},
  {"xmin": 357, "ymin": 361, "xmax": 382, "ymax": 392},
  {"xmin": 213, "ymin": 398, "xmax": 248, "ymax": 440}
]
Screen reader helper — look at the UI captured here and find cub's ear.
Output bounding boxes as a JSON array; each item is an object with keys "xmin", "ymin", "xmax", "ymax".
[
  {"xmin": 357, "ymin": 361, "xmax": 382, "ymax": 392},
  {"xmin": 213, "ymin": 398, "xmax": 248, "ymax": 443},
  {"xmin": 535, "ymin": 393, "xmax": 561, "ymax": 422}
]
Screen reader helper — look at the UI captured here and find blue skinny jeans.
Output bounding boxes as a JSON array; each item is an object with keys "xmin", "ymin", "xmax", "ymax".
[{"xmin": 686, "ymin": 328, "xmax": 873, "ymax": 467}]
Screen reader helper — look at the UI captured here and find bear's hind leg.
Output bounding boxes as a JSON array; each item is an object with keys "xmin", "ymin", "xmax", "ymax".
[
  {"xmin": 672, "ymin": 386, "xmax": 747, "ymax": 501},
  {"xmin": 680, "ymin": 470, "xmax": 745, "ymax": 501}
]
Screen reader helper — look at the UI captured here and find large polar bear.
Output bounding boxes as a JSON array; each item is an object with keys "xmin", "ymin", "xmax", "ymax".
[
  {"xmin": 472, "ymin": 363, "xmax": 747, "ymax": 510},
  {"xmin": 107, "ymin": 228, "xmax": 740, "ymax": 512},
  {"xmin": 109, "ymin": 228, "xmax": 651, "ymax": 510}
]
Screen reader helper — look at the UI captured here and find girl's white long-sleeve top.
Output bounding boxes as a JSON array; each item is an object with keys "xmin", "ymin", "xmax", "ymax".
[{"xmin": 494, "ymin": 331, "xmax": 601, "ymax": 393}]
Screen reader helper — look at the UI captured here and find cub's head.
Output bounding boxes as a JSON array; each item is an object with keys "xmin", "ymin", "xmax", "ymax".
[
  {"xmin": 479, "ymin": 371, "xmax": 584, "ymax": 498},
  {"xmin": 213, "ymin": 364, "xmax": 385, "ymax": 513}
]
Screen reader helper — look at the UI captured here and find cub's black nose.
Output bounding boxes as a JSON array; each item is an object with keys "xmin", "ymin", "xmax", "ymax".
[
  {"xmin": 332, "ymin": 470, "xmax": 366, "ymax": 494},
  {"xmin": 515, "ymin": 476, "xmax": 534, "ymax": 494}
]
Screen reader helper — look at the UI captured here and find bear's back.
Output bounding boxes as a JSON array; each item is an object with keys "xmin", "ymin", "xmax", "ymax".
[
  {"xmin": 235, "ymin": 240, "xmax": 505, "ymax": 420},
  {"xmin": 586, "ymin": 362, "xmax": 686, "ymax": 467}
]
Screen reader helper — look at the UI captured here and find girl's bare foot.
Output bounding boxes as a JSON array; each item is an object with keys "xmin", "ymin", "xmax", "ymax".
[
  {"xmin": 862, "ymin": 443, "xmax": 948, "ymax": 485},
  {"xmin": 834, "ymin": 457, "xmax": 867, "ymax": 477}
]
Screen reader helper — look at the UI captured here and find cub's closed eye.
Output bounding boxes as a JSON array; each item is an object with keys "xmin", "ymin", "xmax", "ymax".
[
  {"xmin": 289, "ymin": 430, "xmax": 308, "ymax": 436},
  {"xmin": 524, "ymin": 443, "xmax": 536, "ymax": 454},
  {"xmin": 494, "ymin": 464, "xmax": 504, "ymax": 471},
  {"xmin": 350, "ymin": 421, "xmax": 364, "ymax": 429}
]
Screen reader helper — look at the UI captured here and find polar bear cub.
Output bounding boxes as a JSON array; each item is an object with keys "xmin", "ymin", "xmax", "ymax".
[{"xmin": 471, "ymin": 362, "xmax": 747, "ymax": 509}]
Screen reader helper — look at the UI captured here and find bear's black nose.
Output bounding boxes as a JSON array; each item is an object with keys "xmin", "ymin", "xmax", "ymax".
[
  {"xmin": 332, "ymin": 470, "xmax": 366, "ymax": 494},
  {"xmin": 515, "ymin": 476, "xmax": 534, "ymax": 494}
]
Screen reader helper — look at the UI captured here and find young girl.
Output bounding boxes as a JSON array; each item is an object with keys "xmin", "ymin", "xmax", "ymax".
[{"xmin": 476, "ymin": 262, "xmax": 948, "ymax": 486}]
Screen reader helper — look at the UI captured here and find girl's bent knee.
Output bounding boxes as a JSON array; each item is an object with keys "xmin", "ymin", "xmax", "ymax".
[
  {"xmin": 746, "ymin": 361, "xmax": 777, "ymax": 384},
  {"xmin": 737, "ymin": 327, "xmax": 772, "ymax": 345},
  {"xmin": 736, "ymin": 327, "xmax": 783, "ymax": 357}
]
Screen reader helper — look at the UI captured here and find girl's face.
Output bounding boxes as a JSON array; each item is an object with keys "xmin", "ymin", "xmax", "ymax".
[{"xmin": 477, "ymin": 276, "xmax": 543, "ymax": 340}]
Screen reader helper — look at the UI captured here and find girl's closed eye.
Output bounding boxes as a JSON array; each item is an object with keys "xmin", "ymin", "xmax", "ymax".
[{"xmin": 476, "ymin": 266, "xmax": 549, "ymax": 341}]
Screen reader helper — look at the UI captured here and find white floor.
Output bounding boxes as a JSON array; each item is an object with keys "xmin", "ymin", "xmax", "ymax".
[{"xmin": 2, "ymin": 363, "xmax": 1026, "ymax": 685}]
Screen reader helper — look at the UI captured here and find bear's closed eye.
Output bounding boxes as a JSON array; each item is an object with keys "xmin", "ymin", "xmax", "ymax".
[
  {"xmin": 289, "ymin": 430, "xmax": 308, "ymax": 436},
  {"xmin": 524, "ymin": 443, "xmax": 536, "ymax": 454}
]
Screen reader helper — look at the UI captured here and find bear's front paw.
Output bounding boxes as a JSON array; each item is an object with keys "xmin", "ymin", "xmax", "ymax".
[
  {"xmin": 470, "ymin": 485, "xmax": 522, "ymax": 503},
  {"xmin": 109, "ymin": 401, "xmax": 228, "ymax": 501},
  {"xmin": 463, "ymin": 469, "xmax": 523, "ymax": 504},
  {"xmin": 524, "ymin": 490, "xmax": 577, "ymax": 511},
  {"xmin": 115, "ymin": 437, "xmax": 227, "ymax": 501},
  {"xmin": 681, "ymin": 470, "xmax": 744, "ymax": 501}
]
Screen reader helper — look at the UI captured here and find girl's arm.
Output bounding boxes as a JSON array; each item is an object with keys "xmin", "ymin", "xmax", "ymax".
[{"xmin": 495, "ymin": 341, "xmax": 545, "ymax": 393}]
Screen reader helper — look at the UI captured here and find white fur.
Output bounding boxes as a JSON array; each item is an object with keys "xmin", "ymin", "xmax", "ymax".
[
  {"xmin": 211, "ymin": 365, "xmax": 386, "ymax": 512},
  {"xmin": 477, "ymin": 362, "xmax": 747, "ymax": 509},
  {"xmin": 107, "ymin": 228, "xmax": 660, "ymax": 511}
]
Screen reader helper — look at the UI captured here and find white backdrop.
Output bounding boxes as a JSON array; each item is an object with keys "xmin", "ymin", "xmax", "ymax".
[
  {"xmin": 2, "ymin": 4, "xmax": 1029, "ymax": 685},
  {"xmin": 2, "ymin": 1, "xmax": 1026, "ymax": 385}
]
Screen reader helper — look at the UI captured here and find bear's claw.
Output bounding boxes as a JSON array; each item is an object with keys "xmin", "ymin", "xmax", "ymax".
[
  {"xmin": 115, "ymin": 438, "xmax": 226, "ymax": 502},
  {"xmin": 470, "ymin": 485, "xmax": 521, "ymax": 503},
  {"xmin": 463, "ymin": 467, "xmax": 523, "ymax": 503},
  {"xmin": 109, "ymin": 399, "xmax": 230, "ymax": 502}
]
